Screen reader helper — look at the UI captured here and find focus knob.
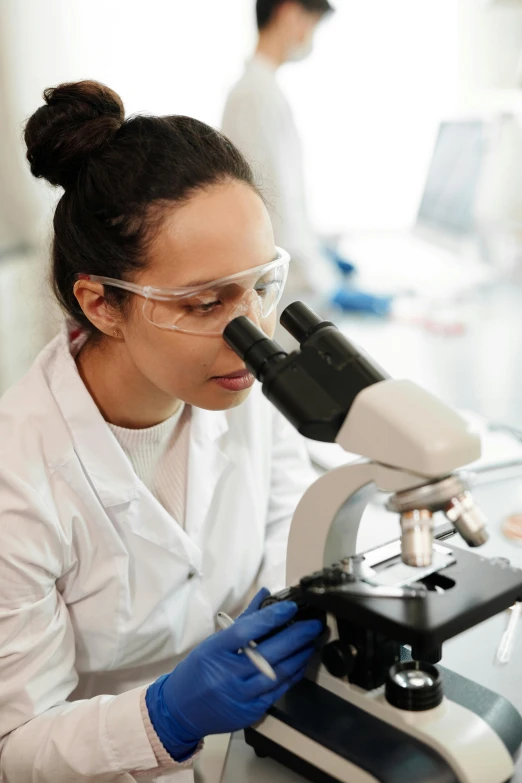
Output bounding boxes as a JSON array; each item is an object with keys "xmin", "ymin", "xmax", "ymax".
[{"xmin": 322, "ymin": 641, "xmax": 358, "ymax": 679}]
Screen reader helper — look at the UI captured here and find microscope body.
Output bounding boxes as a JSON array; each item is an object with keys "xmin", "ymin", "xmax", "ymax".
[{"xmin": 224, "ymin": 303, "xmax": 522, "ymax": 783}]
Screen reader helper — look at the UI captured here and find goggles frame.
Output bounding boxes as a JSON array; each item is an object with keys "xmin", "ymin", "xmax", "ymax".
[{"xmin": 77, "ymin": 247, "xmax": 290, "ymax": 336}]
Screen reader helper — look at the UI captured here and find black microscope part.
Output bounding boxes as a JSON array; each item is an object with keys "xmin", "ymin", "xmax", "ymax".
[
  {"xmin": 279, "ymin": 301, "xmax": 334, "ymax": 344},
  {"xmin": 258, "ymin": 588, "xmax": 327, "ymax": 647},
  {"xmin": 410, "ymin": 644, "xmax": 443, "ymax": 665},
  {"xmin": 222, "ymin": 317, "xmax": 287, "ymax": 383},
  {"xmin": 321, "ymin": 640, "xmax": 358, "ymax": 679},
  {"xmin": 262, "ymin": 545, "xmax": 522, "ymax": 690},
  {"xmin": 297, "ymin": 547, "xmax": 522, "ymax": 651},
  {"xmin": 223, "ymin": 302, "xmax": 387, "ymax": 442},
  {"xmin": 385, "ymin": 662, "xmax": 444, "ymax": 712}
]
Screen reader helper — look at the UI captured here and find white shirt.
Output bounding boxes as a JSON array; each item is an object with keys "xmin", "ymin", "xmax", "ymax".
[
  {"xmin": 222, "ymin": 55, "xmax": 338, "ymax": 297},
  {"xmin": 0, "ymin": 326, "xmax": 317, "ymax": 782},
  {"xmin": 108, "ymin": 404, "xmax": 186, "ymax": 490},
  {"xmin": 109, "ymin": 403, "xmax": 191, "ymax": 527}
]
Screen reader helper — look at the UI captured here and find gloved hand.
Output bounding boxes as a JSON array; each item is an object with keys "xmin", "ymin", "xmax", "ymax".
[
  {"xmin": 323, "ymin": 246, "xmax": 357, "ymax": 277},
  {"xmin": 145, "ymin": 589, "xmax": 324, "ymax": 761},
  {"xmin": 330, "ymin": 287, "xmax": 393, "ymax": 316}
]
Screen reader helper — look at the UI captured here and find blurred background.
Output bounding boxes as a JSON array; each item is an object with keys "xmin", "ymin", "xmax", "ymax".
[{"xmin": 2, "ymin": 0, "xmax": 522, "ymax": 440}]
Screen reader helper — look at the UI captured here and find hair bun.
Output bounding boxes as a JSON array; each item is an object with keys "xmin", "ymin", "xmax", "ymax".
[{"xmin": 25, "ymin": 80, "xmax": 125, "ymax": 189}]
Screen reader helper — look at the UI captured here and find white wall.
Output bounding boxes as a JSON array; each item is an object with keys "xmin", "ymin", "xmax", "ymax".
[
  {"xmin": 2, "ymin": 0, "xmax": 257, "ymax": 125},
  {"xmin": 1, "ymin": 0, "xmax": 521, "ymax": 243},
  {"xmin": 0, "ymin": 0, "xmax": 258, "ymax": 244},
  {"xmin": 280, "ymin": 0, "xmax": 461, "ymax": 233},
  {"xmin": 460, "ymin": 0, "xmax": 522, "ymax": 95},
  {"xmin": 58, "ymin": 0, "xmax": 256, "ymax": 123}
]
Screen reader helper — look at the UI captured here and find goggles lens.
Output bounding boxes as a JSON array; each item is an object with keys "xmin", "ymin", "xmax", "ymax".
[{"xmin": 142, "ymin": 258, "xmax": 288, "ymax": 335}]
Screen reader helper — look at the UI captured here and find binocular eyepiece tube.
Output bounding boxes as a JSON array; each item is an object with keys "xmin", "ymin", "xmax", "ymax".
[
  {"xmin": 223, "ymin": 301, "xmax": 326, "ymax": 382},
  {"xmin": 223, "ymin": 316, "xmax": 287, "ymax": 384}
]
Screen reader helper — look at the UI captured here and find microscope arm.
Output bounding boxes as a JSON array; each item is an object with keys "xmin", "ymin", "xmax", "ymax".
[{"xmin": 285, "ymin": 460, "xmax": 428, "ymax": 586}]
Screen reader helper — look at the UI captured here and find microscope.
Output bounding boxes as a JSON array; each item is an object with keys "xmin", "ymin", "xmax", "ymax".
[{"xmin": 224, "ymin": 302, "xmax": 522, "ymax": 783}]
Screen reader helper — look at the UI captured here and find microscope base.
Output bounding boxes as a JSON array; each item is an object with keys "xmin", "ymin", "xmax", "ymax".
[{"xmin": 245, "ymin": 669, "xmax": 522, "ymax": 783}]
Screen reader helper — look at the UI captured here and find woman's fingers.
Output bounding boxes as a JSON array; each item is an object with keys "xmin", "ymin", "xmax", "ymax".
[
  {"xmin": 254, "ymin": 619, "xmax": 324, "ymax": 664},
  {"xmin": 257, "ymin": 665, "xmax": 309, "ymax": 708},
  {"xmin": 216, "ymin": 601, "xmax": 298, "ymax": 653},
  {"xmin": 241, "ymin": 645, "xmax": 316, "ymax": 699}
]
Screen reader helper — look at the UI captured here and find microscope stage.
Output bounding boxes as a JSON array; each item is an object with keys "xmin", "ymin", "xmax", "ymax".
[{"xmin": 303, "ymin": 544, "xmax": 522, "ymax": 650}]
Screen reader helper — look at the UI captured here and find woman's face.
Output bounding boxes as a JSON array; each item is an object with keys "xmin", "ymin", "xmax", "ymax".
[{"xmin": 115, "ymin": 180, "xmax": 279, "ymax": 411}]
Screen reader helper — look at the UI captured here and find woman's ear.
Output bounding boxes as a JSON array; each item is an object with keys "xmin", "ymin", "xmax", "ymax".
[{"xmin": 73, "ymin": 280, "xmax": 122, "ymax": 337}]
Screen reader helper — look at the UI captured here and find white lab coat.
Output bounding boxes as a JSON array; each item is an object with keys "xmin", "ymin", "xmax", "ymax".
[
  {"xmin": 0, "ymin": 327, "xmax": 316, "ymax": 782},
  {"xmin": 222, "ymin": 55, "xmax": 338, "ymax": 297}
]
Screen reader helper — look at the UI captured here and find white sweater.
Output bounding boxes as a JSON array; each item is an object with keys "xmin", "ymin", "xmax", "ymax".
[{"xmin": 108, "ymin": 403, "xmax": 191, "ymax": 528}]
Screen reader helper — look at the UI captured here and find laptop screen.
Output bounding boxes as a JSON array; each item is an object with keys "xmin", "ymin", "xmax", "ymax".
[{"xmin": 417, "ymin": 121, "xmax": 487, "ymax": 236}]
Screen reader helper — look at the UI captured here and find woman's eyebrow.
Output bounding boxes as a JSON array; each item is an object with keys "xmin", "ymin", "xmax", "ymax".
[
  {"xmin": 178, "ymin": 277, "xmax": 214, "ymax": 288},
  {"xmin": 172, "ymin": 255, "xmax": 278, "ymax": 290}
]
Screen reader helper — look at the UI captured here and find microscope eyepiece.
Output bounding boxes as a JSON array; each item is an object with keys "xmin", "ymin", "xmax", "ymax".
[
  {"xmin": 280, "ymin": 301, "xmax": 334, "ymax": 345},
  {"xmin": 224, "ymin": 304, "xmax": 388, "ymax": 442},
  {"xmin": 223, "ymin": 317, "xmax": 266, "ymax": 361},
  {"xmin": 223, "ymin": 317, "xmax": 287, "ymax": 383}
]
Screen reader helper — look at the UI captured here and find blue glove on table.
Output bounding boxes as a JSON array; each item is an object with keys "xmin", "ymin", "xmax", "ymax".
[
  {"xmin": 323, "ymin": 246, "xmax": 357, "ymax": 277},
  {"xmin": 330, "ymin": 287, "xmax": 393, "ymax": 316},
  {"xmin": 145, "ymin": 589, "xmax": 323, "ymax": 761}
]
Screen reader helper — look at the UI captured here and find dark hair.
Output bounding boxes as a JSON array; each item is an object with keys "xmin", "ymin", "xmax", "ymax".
[
  {"xmin": 256, "ymin": 0, "xmax": 333, "ymax": 30},
  {"xmin": 24, "ymin": 80, "xmax": 257, "ymax": 334}
]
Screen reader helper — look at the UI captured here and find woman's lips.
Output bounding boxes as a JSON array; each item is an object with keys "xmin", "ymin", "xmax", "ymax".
[{"xmin": 211, "ymin": 369, "xmax": 255, "ymax": 392}]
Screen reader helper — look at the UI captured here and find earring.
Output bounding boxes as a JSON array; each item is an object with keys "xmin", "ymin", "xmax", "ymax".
[{"xmin": 113, "ymin": 328, "xmax": 122, "ymax": 338}]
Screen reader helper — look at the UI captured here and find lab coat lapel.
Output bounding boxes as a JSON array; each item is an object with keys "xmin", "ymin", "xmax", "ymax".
[
  {"xmin": 184, "ymin": 407, "xmax": 230, "ymax": 550},
  {"xmin": 49, "ymin": 332, "xmax": 203, "ymax": 570},
  {"xmin": 49, "ymin": 333, "xmax": 139, "ymax": 507},
  {"xmin": 121, "ymin": 481, "xmax": 203, "ymax": 573}
]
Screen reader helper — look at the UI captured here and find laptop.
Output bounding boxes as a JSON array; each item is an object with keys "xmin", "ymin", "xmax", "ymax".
[{"xmin": 342, "ymin": 119, "xmax": 495, "ymax": 298}]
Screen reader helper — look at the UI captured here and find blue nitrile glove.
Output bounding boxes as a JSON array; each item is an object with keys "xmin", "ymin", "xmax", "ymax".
[
  {"xmin": 323, "ymin": 246, "xmax": 357, "ymax": 277},
  {"xmin": 145, "ymin": 588, "xmax": 324, "ymax": 761},
  {"xmin": 330, "ymin": 287, "xmax": 393, "ymax": 316}
]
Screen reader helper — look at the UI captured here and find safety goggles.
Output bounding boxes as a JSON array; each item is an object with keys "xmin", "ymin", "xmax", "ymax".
[{"xmin": 78, "ymin": 248, "xmax": 289, "ymax": 336}]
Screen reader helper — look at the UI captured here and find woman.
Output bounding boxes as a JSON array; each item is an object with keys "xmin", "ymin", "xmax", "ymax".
[{"xmin": 0, "ymin": 81, "xmax": 323, "ymax": 782}]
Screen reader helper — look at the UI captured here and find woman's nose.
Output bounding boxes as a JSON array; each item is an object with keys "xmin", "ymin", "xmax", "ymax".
[
  {"xmin": 231, "ymin": 289, "xmax": 262, "ymax": 326},
  {"xmin": 223, "ymin": 292, "xmax": 262, "ymax": 350}
]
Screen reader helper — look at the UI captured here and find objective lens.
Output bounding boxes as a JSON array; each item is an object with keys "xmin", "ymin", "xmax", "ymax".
[
  {"xmin": 400, "ymin": 509, "xmax": 434, "ymax": 567},
  {"xmin": 444, "ymin": 492, "xmax": 488, "ymax": 547}
]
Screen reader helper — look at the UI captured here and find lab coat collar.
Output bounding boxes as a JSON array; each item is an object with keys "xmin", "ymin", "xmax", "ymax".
[
  {"xmin": 184, "ymin": 406, "xmax": 230, "ymax": 548},
  {"xmin": 49, "ymin": 329, "xmax": 140, "ymax": 507},
  {"xmin": 190, "ymin": 402, "xmax": 229, "ymax": 445},
  {"xmin": 48, "ymin": 327, "xmax": 230, "ymax": 509},
  {"xmin": 249, "ymin": 53, "xmax": 279, "ymax": 76}
]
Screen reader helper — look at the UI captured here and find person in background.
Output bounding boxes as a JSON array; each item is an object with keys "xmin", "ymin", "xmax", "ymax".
[
  {"xmin": 222, "ymin": 0, "xmax": 392, "ymax": 318},
  {"xmin": 0, "ymin": 80, "xmax": 324, "ymax": 782}
]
